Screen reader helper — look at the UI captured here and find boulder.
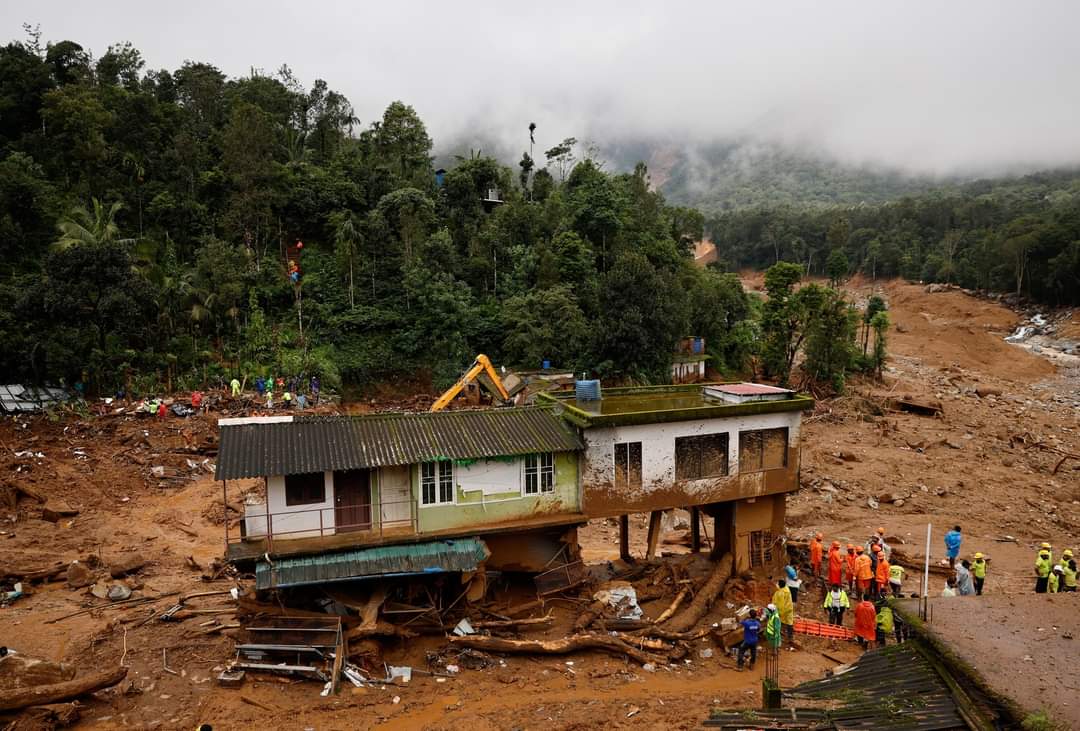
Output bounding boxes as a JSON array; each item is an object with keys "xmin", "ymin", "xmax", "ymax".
[
  {"xmin": 108, "ymin": 556, "xmax": 146, "ymax": 579},
  {"xmin": 41, "ymin": 501, "xmax": 79, "ymax": 523},
  {"xmin": 975, "ymin": 386, "xmax": 1003, "ymax": 398},
  {"xmin": 65, "ymin": 561, "xmax": 93, "ymax": 590}
]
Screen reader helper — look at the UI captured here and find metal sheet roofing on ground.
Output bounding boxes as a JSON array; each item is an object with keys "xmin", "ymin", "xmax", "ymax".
[
  {"xmin": 254, "ymin": 538, "xmax": 490, "ymax": 589},
  {"xmin": 215, "ymin": 407, "xmax": 584, "ymax": 480}
]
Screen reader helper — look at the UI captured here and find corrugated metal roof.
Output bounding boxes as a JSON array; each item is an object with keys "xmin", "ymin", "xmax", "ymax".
[
  {"xmin": 0, "ymin": 385, "xmax": 71, "ymax": 413},
  {"xmin": 255, "ymin": 538, "xmax": 490, "ymax": 589},
  {"xmin": 215, "ymin": 407, "xmax": 583, "ymax": 480},
  {"xmin": 715, "ymin": 383, "xmax": 793, "ymax": 395}
]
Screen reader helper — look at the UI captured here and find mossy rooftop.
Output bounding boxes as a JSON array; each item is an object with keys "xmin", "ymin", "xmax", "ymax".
[{"xmin": 538, "ymin": 384, "xmax": 814, "ymax": 427}]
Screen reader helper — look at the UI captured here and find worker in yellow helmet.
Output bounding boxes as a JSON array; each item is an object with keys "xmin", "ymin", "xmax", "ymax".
[
  {"xmin": 1040, "ymin": 542, "xmax": 1053, "ymax": 563},
  {"xmin": 1035, "ymin": 549, "xmax": 1052, "ymax": 593},
  {"xmin": 1061, "ymin": 550, "xmax": 1077, "ymax": 592},
  {"xmin": 971, "ymin": 552, "xmax": 988, "ymax": 596}
]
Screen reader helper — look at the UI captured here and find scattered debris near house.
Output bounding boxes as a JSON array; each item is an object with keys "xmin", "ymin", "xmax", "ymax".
[{"xmin": 0, "ymin": 385, "xmax": 72, "ymax": 414}]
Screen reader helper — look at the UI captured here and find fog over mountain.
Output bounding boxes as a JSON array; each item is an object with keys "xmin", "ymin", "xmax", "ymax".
[{"xmin": 7, "ymin": 1, "xmax": 1080, "ymax": 178}]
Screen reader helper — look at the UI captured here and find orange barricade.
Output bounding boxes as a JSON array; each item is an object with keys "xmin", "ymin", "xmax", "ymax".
[{"xmin": 794, "ymin": 618, "xmax": 856, "ymax": 640}]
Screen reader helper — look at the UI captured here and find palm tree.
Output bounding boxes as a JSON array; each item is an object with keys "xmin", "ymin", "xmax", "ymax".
[
  {"xmin": 53, "ymin": 198, "xmax": 134, "ymax": 251},
  {"xmin": 330, "ymin": 210, "xmax": 360, "ymax": 308}
]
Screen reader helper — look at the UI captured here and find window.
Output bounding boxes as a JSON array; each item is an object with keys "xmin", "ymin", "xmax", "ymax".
[
  {"xmin": 748, "ymin": 530, "xmax": 775, "ymax": 568},
  {"xmin": 614, "ymin": 442, "xmax": 642, "ymax": 490},
  {"xmin": 421, "ymin": 461, "xmax": 454, "ymax": 506},
  {"xmin": 675, "ymin": 433, "xmax": 729, "ymax": 480},
  {"xmin": 525, "ymin": 453, "xmax": 555, "ymax": 495},
  {"xmin": 285, "ymin": 472, "xmax": 325, "ymax": 506},
  {"xmin": 738, "ymin": 428, "xmax": 789, "ymax": 472}
]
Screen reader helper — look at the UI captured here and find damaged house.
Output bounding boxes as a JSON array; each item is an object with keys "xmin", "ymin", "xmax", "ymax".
[
  {"xmin": 217, "ymin": 408, "xmax": 587, "ymax": 589},
  {"xmin": 216, "ymin": 383, "xmax": 811, "ymax": 589}
]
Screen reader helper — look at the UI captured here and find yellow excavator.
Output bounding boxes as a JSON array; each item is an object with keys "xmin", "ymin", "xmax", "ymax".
[{"xmin": 430, "ymin": 354, "xmax": 510, "ymax": 412}]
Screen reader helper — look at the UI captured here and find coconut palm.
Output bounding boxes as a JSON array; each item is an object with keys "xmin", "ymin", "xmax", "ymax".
[{"xmin": 53, "ymin": 198, "xmax": 134, "ymax": 251}]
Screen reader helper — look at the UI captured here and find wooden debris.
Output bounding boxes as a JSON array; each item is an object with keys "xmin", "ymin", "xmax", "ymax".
[
  {"xmin": 665, "ymin": 552, "xmax": 733, "ymax": 633},
  {"xmin": 0, "ymin": 655, "xmax": 75, "ymax": 690},
  {"xmin": 448, "ymin": 633, "xmax": 667, "ymax": 666},
  {"xmin": 469, "ymin": 613, "xmax": 553, "ymax": 630},
  {"xmin": 887, "ymin": 397, "xmax": 943, "ymax": 417},
  {"xmin": 6, "ymin": 702, "xmax": 80, "ymax": 729},
  {"xmin": 654, "ymin": 587, "xmax": 689, "ymax": 624},
  {"xmin": 240, "ymin": 694, "xmax": 283, "ymax": 713},
  {"xmin": 0, "ymin": 667, "xmax": 127, "ymax": 712}
]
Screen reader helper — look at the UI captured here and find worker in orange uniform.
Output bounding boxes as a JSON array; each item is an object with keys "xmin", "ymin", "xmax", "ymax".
[
  {"xmin": 827, "ymin": 541, "xmax": 844, "ymax": 587},
  {"xmin": 855, "ymin": 546, "xmax": 873, "ymax": 596},
  {"xmin": 845, "ymin": 544, "xmax": 858, "ymax": 593},
  {"xmin": 853, "ymin": 594, "xmax": 877, "ymax": 649},
  {"xmin": 809, "ymin": 533, "xmax": 824, "ymax": 579},
  {"xmin": 874, "ymin": 546, "xmax": 890, "ymax": 597}
]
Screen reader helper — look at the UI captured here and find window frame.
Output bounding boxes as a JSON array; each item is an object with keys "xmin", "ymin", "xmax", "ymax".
[
  {"xmin": 524, "ymin": 453, "xmax": 556, "ymax": 495},
  {"xmin": 613, "ymin": 441, "xmax": 643, "ymax": 490},
  {"xmin": 738, "ymin": 427, "xmax": 789, "ymax": 473},
  {"xmin": 420, "ymin": 461, "xmax": 455, "ymax": 507},
  {"xmin": 748, "ymin": 529, "xmax": 775, "ymax": 569},
  {"xmin": 674, "ymin": 432, "xmax": 730, "ymax": 481},
  {"xmin": 284, "ymin": 472, "xmax": 326, "ymax": 507}
]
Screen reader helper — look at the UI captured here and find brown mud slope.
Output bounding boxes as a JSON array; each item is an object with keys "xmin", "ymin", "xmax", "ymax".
[
  {"xmin": 870, "ymin": 279, "xmax": 1054, "ymax": 382},
  {"xmin": 915, "ymin": 594, "xmax": 1080, "ymax": 730}
]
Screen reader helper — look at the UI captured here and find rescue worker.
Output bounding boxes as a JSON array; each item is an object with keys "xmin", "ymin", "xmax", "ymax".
[
  {"xmin": 971, "ymin": 553, "xmax": 988, "ymax": 595},
  {"xmin": 230, "ymin": 377, "xmax": 241, "ymax": 397},
  {"xmin": 827, "ymin": 540, "xmax": 844, "ymax": 587},
  {"xmin": 941, "ymin": 577, "xmax": 958, "ymax": 597},
  {"xmin": 823, "ymin": 584, "xmax": 849, "ymax": 626},
  {"xmin": 875, "ymin": 602, "xmax": 894, "ymax": 647},
  {"xmin": 867, "ymin": 537, "xmax": 880, "ymax": 579},
  {"xmin": 736, "ymin": 608, "xmax": 761, "ymax": 670},
  {"xmin": 771, "ymin": 580, "xmax": 795, "ymax": 647},
  {"xmin": 810, "ymin": 533, "xmax": 824, "ymax": 578},
  {"xmin": 855, "ymin": 546, "xmax": 873, "ymax": 596},
  {"xmin": 255, "ymin": 376, "xmax": 266, "ymax": 396},
  {"xmin": 944, "ymin": 525, "xmax": 963, "ymax": 569},
  {"xmin": 1035, "ymin": 548, "xmax": 1052, "ymax": 593},
  {"xmin": 876, "ymin": 527, "xmax": 891, "ymax": 560},
  {"xmin": 888, "ymin": 563, "xmax": 905, "ymax": 597},
  {"xmin": 853, "ymin": 594, "xmax": 877, "ymax": 649},
  {"xmin": 1062, "ymin": 553, "xmax": 1077, "ymax": 592},
  {"xmin": 282, "ymin": 390, "xmax": 293, "ymax": 409},
  {"xmin": 874, "ymin": 546, "xmax": 891, "ymax": 598},
  {"xmin": 763, "ymin": 604, "xmax": 782, "ymax": 651},
  {"xmin": 1040, "ymin": 542, "xmax": 1053, "ymax": 564},
  {"xmin": 845, "ymin": 544, "xmax": 858, "ymax": 593},
  {"xmin": 1049, "ymin": 565, "xmax": 1063, "ymax": 593}
]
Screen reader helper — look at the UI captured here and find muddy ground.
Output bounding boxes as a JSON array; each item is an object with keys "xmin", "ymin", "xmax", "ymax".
[{"xmin": 0, "ymin": 278, "xmax": 1078, "ymax": 729}]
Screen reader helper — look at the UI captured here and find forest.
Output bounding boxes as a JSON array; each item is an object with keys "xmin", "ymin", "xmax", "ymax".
[
  {"xmin": 705, "ymin": 169, "xmax": 1080, "ymax": 305},
  {"xmin": 0, "ymin": 31, "xmax": 757, "ymax": 395},
  {"xmin": 0, "ymin": 30, "xmax": 1071, "ymax": 398}
]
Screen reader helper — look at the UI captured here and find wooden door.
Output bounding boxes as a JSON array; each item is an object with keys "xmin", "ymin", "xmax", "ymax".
[
  {"xmin": 334, "ymin": 469, "xmax": 371, "ymax": 532},
  {"xmin": 380, "ymin": 466, "xmax": 412, "ymax": 529}
]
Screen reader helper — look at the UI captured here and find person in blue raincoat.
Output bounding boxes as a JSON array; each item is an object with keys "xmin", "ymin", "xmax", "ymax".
[{"xmin": 944, "ymin": 525, "xmax": 962, "ymax": 568}]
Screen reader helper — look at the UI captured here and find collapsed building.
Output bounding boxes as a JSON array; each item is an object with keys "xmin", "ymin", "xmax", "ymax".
[{"xmin": 215, "ymin": 382, "xmax": 813, "ymax": 587}]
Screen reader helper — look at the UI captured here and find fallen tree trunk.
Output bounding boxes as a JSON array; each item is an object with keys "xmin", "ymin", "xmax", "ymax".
[
  {"xmin": 470, "ymin": 613, "xmax": 553, "ymax": 629},
  {"xmin": 0, "ymin": 667, "xmax": 127, "ymax": 712},
  {"xmin": 448, "ymin": 633, "xmax": 666, "ymax": 666},
  {"xmin": 665, "ymin": 552, "xmax": 733, "ymax": 633},
  {"xmin": 0, "ymin": 562, "xmax": 68, "ymax": 584},
  {"xmin": 628, "ymin": 627, "xmax": 711, "ymax": 642}
]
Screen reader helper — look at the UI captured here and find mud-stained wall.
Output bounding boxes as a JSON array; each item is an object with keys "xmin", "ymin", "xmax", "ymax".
[
  {"xmin": 581, "ymin": 411, "xmax": 802, "ymax": 517},
  {"xmin": 416, "ymin": 452, "xmax": 579, "ymax": 533},
  {"xmin": 265, "ymin": 471, "xmax": 336, "ymax": 538},
  {"xmin": 732, "ymin": 493, "xmax": 786, "ymax": 575}
]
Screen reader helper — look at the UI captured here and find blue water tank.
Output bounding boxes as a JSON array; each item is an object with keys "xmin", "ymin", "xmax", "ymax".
[
  {"xmin": 575, "ymin": 379, "xmax": 602, "ymax": 401},
  {"xmin": 693, "ymin": 337, "xmax": 704, "ymax": 354},
  {"xmin": 542, "ymin": 359, "xmax": 551, "ymax": 370}
]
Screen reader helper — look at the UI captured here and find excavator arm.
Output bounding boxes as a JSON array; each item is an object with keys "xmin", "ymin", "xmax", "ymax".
[{"xmin": 430, "ymin": 354, "xmax": 510, "ymax": 412}]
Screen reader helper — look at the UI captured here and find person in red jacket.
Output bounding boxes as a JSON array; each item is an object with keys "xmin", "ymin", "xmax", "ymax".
[
  {"xmin": 854, "ymin": 594, "xmax": 877, "ymax": 649},
  {"xmin": 827, "ymin": 540, "xmax": 844, "ymax": 586},
  {"xmin": 809, "ymin": 532, "xmax": 824, "ymax": 578},
  {"xmin": 845, "ymin": 544, "xmax": 858, "ymax": 592}
]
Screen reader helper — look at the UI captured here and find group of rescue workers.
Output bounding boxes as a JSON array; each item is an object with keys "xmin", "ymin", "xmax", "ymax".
[{"xmin": 1034, "ymin": 543, "xmax": 1078, "ymax": 593}]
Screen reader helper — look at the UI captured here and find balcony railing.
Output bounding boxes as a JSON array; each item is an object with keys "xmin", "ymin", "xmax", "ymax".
[{"xmin": 225, "ymin": 497, "xmax": 416, "ymax": 553}]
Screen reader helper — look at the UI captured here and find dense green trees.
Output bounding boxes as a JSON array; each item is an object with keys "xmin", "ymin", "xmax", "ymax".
[
  {"xmin": 707, "ymin": 171, "xmax": 1080, "ymax": 306},
  {"xmin": 0, "ymin": 32, "xmax": 763, "ymax": 395}
]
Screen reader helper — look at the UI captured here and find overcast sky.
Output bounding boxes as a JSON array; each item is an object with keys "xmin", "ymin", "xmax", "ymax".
[{"xmin": 5, "ymin": 1, "xmax": 1080, "ymax": 175}]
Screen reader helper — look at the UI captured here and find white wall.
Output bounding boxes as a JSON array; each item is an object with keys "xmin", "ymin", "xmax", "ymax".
[
  {"xmin": 456, "ymin": 458, "xmax": 523, "ymax": 496},
  {"xmin": 582, "ymin": 411, "xmax": 801, "ymax": 491},
  {"xmin": 263, "ymin": 471, "xmax": 336, "ymax": 539}
]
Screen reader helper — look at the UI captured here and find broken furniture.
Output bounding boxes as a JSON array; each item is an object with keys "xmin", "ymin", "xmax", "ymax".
[{"xmin": 229, "ymin": 616, "xmax": 344, "ymax": 691}]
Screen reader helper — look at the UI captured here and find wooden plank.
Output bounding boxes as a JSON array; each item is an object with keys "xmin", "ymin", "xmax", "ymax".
[
  {"xmin": 645, "ymin": 510, "xmax": 663, "ymax": 560},
  {"xmin": 690, "ymin": 507, "xmax": 701, "ymax": 553},
  {"xmin": 619, "ymin": 514, "xmax": 630, "ymax": 561}
]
